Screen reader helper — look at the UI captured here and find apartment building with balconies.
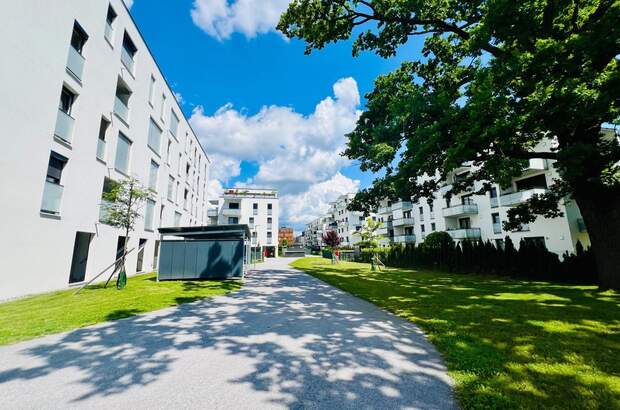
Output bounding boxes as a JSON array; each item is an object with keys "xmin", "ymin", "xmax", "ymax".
[
  {"xmin": 208, "ymin": 188, "xmax": 279, "ymax": 257},
  {"xmin": 304, "ymin": 215, "xmax": 334, "ymax": 248},
  {"xmin": 0, "ymin": 0, "xmax": 210, "ymax": 300},
  {"xmin": 376, "ymin": 140, "xmax": 590, "ymax": 256},
  {"xmin": 329, "ymin": 193, "xmax": 366, "ymax": 247}
]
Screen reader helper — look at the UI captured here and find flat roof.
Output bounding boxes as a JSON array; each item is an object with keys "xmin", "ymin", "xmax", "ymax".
[{"xmin": 158, "ymin": 224, "xmax": 251, "ymax": 238}]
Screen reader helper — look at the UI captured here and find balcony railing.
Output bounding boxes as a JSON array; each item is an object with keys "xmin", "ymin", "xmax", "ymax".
[
  {"xmin": 442, "ymin": 203, "xmax": 479, "ymax": 218},
  {"xmin": 113, "ymin": 97, "xmax": 129, "ymax": 122},
  {"xmin": 377, "ymin": 227, "xmax": 388, "ymax": 235},
  {"xmin": 493, "ymin": 222, "xmax": 502, "ymax": 234},
  {"xmin": 253, "ymin": 209, "xmax": 258, "ymax": 215},
  {"xmin": 104, "ymin": 23, "xmax": 114, "ymax": 43},
  {"xmin": 41, "ymin": 181, "xmax": 63, "ymax": 215},
  {"xmin": 393, "ymin": 235, "xmax": 416, "ymax": 244},
  {"xmin": 96, "ymin": 139, "xmax": 106, "ymax": 161},
  {"xmin": 267, "ymin": 209, "xmax": 273, "ymax": 215},
  {"xmin": 377, "ymin": 206, "xmax": 392, "ymax": 214},
  {"xmin": 267, "ymin": 224, "xmax": 273, "ymax": 230},
  {"xmin": 207, "ymin": 209, "xmax": 218, "ymax": 217},
  {"xmin": 447, "ymin": 228, "xmax": 482, "ymax": 240},
  {"xmin": 266, "ymin": 239, "xmax": 273, "ymax": 245},
  {"xmin": 490, "ymin": 197, "xmax": 499, "ymax": 208},
  {"xmin": 222, "ymin": 208, "xmax": 241, "ymax": 217},
  {"xmin": 386, "ymin": 220, "xmax": 393, "ymax": 228},
  {"xmin": 66, "ymin": 47, "xmax": 85, "ymax": 81},
  {"xmin": 500, "ymin": 188, "xmax": 547, "ymax": 207},
  {"xmin": 392, "ymin": 217, "xmax": 415, "ymax": 227},
  {"xmin": 54, "ymin": 109, "xmax": 75, "ymax": 144},
  {"xmin": 391, "ymin": 201, "xmax": 412, "ymax": 211},
  {"xmin": 121, "ymin": 47, "xmax": 134, "ymax": 73}
]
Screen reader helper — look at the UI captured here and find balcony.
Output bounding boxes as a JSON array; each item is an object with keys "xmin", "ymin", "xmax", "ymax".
[
  {"xmin": 222, "ymin": 208, "xmax": 241, "ymax": 217},
  {"xmin": 493, "ymin": 222, "xmax": 502, "ymax": 235},
  {"xmin": 500, "ymin": 188, "xmax": 547, "ymax": 207},
  {"xmin": 253, "ymin": 209, "xmax": 258, "ymax": 215},
  {"xmin": 54, "ymin": 109, "xmax": 75, "ymax": 144},
  {"xmin": 267, "ymin": 224, "xmax": 273, "ymax": 230},
  {"xmin": 391, "ymin": 201, "xmax": 412, "ymax": 211},
  {"xmin": 113, "ymin": 97, "xmax": 129, "ymax": 123},
  {"xmin": 41, "ymin": 181, "xmax": 63, "ymax": 215},
  {"xmin": 267, "ymin": 209, "xmax": 273, "ymax": 216},
  {"xmin": 266, "ymin": 239, "xmax": 273, "ymax": 245},
  {"xmin": 207, "ymin": 208, "xmax": 218, "ymax": 217},
  {"xmin": 66, "ymin": 47, "xmax": 85, "ymax": 81},
  {"xmin": 447, "ymin": 228, "xmax": 482, "ymax": 240},
  {"xmin": 392, "ymin": 217, "xmax": 415, "ymax": 227},
  {"xmin": 104, "ymin": 23, "xmax": 114, "ymax": 44},
  {"xmin": 442, "ymin": 203, "xmax": 479, "ymax": 218},
  {"xmin": 394, "ymin": 235, "xmax": 416, "ymax": 244},
  {"xmin": 96, "ymin": 139, "xmax": 106, "ymax": 161},
  {"xmin": 121, "ymin": 47, "xmax": 134, "ymax": 73},
  {"xmin": 377, "ymin": 206, "xmax": 392, "ymax": 214}
]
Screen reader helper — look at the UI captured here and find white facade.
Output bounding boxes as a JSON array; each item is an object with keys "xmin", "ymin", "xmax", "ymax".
[
  {"xmin": 208, "ymin": 188, "xmax": 279, "ymax": 257},
  {"xmin": 0, "ymin": 0, "xmax": 210, "ymax": 300},
  {"xmin": 377, "ymin": 154, "xmax": 590, "ymax": 256},
  {"xmin": 329, "ymin": 194, "xmax": 366, "ymax": 247},
  {"xmin": 304, "ymin": 215, "xmax": 334, "ymax": 248}
]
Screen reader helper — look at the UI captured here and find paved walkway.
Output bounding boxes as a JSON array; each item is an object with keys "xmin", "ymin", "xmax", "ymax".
[{"xmin": 0, "ymin": 258, "xmax": 457, "ymax": 409}]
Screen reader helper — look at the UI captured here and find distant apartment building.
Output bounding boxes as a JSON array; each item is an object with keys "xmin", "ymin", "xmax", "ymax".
[
  {"xmin": 377, "ymin": 143, "xmax": 590, "ymax": 256},
  {"xmin": 208, "ymin": 188, "xmax": 279, "ymax": 257},
  {"xmin": 278, "ymin": 227, "xmax": 294, "ymax": 246},
  {"xmin": 304, "ymin": 216, "xmax": 333, "ymax": 248},
  {"xmin": 303, "ymin": 194, "xmax": 368, "ymax": 248},
  {"xmin": 0, "ymin": 0, "xmax": 211, "ymax": 300}
]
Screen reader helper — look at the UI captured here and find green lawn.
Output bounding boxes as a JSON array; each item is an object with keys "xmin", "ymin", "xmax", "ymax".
[
  {"xmin": 291, "ymin": 257, "xmax": 620, "ymax": 409},
  {"xmin": 0, "ymin": 273, "xmax": 241, "ymax": 346}
]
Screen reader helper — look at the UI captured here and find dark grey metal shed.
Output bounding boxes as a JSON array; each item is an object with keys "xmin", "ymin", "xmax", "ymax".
[{"xmin": 157, "ymin": 225, "xmax": 251, "ymax": 281}]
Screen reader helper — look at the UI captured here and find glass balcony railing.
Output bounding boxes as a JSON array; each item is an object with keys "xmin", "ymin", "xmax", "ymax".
[
  {"xmin": 267, "ymin": 209, "xmax": 273, "ymax": 215},
  {"xmin": 66, "ymin": 47, "xmax": 85, "ymax": 81},
  {"xmin": 394, "ymin": 235, "xmax": 416, "ymax": 244},
  {"xmin": 447, "ymin": 228, "xmax": 482, "ymax": 240},
  {"xmin": 113, "ymin": 97, "xmax": 129, "ymax": 122},
  {"xmin": 121, "ymin": 47, "xmax": 134, "ymax": 73},
  {"xmin": 267, "ymin": 224, "xmax": 273, "ymax": 230},
  {"xmin": 54, "ymin": 109, "xmax": 75, "ymax": 144},
  {"xmin": 96, "ymin": 139, "xmax": 106, "ymax": 161},
  {"xmin": 378, "ymin": 206, "xmax": 392, "ymax": 214},
  {"xmin": 391, "ymin": 201, "xmax": 413, "ymax": 211},
  {"xmin": 493, "ymin": 222, "xmax": 502, "ymax": 234},
  {"xmin": 500, "ymin": 189, "xmax": 547, "ymax": 207},
  {"xmin": 442, "ymin": 203, "xmax": 479, "ymax": 218},
  {"xmin": 490, "ymin": 197, "xmax": 499, "ymax": 208},
  {"xmin": 222, "ymin": 208, "xmax": 241, "ymax": 217},
  {"xmin": 392, "ymin": 217, "xmax": 415, "ymax": 226},
  {"xmin": 41, "ymin": 181, "xmax": 63, "ymax": 215},
  {"xmin": 104, "ymin": 23, "xmax": 114, "ymax": 43}
]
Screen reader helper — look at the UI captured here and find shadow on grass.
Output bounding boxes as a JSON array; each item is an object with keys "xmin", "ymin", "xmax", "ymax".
[{"xmin": 292, "ymin": 259, "xmax": 620, "ymax": 409}]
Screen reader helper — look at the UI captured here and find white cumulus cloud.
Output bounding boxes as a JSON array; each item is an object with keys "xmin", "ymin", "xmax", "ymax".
[
  {"xmin": 190, "ymin": 0, "xmax": 292, "ymax": 40},
  {"xmin": 190, "ymin": 77, "xmax": 362, "ymax": 228}
]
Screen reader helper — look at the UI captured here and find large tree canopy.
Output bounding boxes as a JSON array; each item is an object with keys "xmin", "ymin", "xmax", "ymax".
[{"xmin": 278, "ymin": 0, "xmax": 620, "ymax": 289}]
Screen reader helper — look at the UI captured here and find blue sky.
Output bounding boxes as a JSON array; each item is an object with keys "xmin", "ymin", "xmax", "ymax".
[{"xmin": 127, "ymin": 0, "xmax": 421, "ymax": 230}]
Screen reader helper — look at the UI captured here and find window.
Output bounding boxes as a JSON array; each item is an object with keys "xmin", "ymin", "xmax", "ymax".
[
  {"xmin": 148, "ymin": 75, "xmax": 156, "ymax": 105},
  {"xmin": 169, "ymin": 111, "xmax": 179, "ymax": 137},
  {"xmin": 184, "ymin": 189, "xmax": 189, "ymax": 208},
  {"xmin": 121, "ymin": 32, "xmax": 137, "ymax": 72},
  {"xmin": 249, "ymin": 217, "xmax": 254, "ymax": 225},
  {"xmin": 267, "ymin": 217, "xmax": 272, "ymax": 224},
  {"xmin": 144, "ymin": 199, "xmax": 155, "ymax": 231},
  {"xmin": 228, "ymin": 217, "xmax": 239, "ymax": 224},
  {"xmin": 174, "ymin": 211, "xmax": 181, "ymax": 226},
  {"xmin": 70, "ymin": 22, "xmax": 88, "ymax": 54},
  {"xmin": 105, "ymin": 5, "xmax": 117, "ymax": 43},
  {"xmin": 46, "ymin": 152, "xmax": 68, "ymax": 185},
  {"xmin": 229, "ymin": 202, "xmax": 240, "ymax": 209},
  {"xmin": 99, "ymin": 177, "xmax": 117, "ymax": 223},
  {"xmin": 186, "ymin": 162, "xmax": 190, "ymax": 177},
  {"xmin": 495, "ymin": 239, "xmax": 505, "ymax": 250},
  {"xmin": 419, "ymin": 207, "xmax": 423, "ymax": 215},
  {"xmin": 166, "ymin": 140, "xmax": 172, "ymax": 164},
  {"xmin": 167, "ymin": 175, "xmax": 175, "ymax": 201},
  {"xmin": 524, "ymin": 237, "xmax": 546, "ymax": 248},
  {"xmin": 178, "ymin": 153, "xmax": 183, "ymax": 175},
  {"xmin": 147, "ymin": 118, "xmax": 162, "ymax": 155},
  {"xmin": 431, "ymin": 223, "xmax": 436, "ymax": 231},
  {"xmin": 159, "ymin": 205, "xmax": 165, "ymax": 226},
  {"xmin": 160, "ymin": 94, "xmax": 166, "ymax": 122},
  {"xmin": 114, "ymin": 132, "xmax": 131, "ymax": 174},
  {"xmin": 461, "ymin": 195, "xmax": 474, "ymax": 205},
  {"xmin": 421, "ymin": 224, "xmax": 425, "ymax": 233},
  {"xmin": 459, "ymin": 218, "xmax": 472, "ymax": 229},
  {"xmin": 59, "ymin": 86, "xmax": 76, "ymax": 115},
  {"xmin": 114, "ymin": 78, "xmax": 131, "ymax": 122},
  {"xmin": 253, "ymin": 203, "xmax": 258, "ymax": 215},
  {"xmin": 176, "ymin": 181, "xmax": 181, "ymax": 204},
  {"xmin": 490, "ymin": 187, "xmax": 498, "ymax": 198},
  {"xmin": 97, "ymin": 117, "xmax": 110, "ymax": 161},
  {"xmin": 148, "ymin": 160, "xmax": 159, "ymax": 191}
]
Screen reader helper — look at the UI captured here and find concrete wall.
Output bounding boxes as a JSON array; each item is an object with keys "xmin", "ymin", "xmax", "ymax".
[{"xmin": 0, "ymin": 0, "xmax": 210, "ymax": 300}]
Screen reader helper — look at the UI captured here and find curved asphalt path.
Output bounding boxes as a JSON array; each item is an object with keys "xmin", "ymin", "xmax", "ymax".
[{"xmin": 0, "ymin": 258, "xmax": 457, "ymax": 409}]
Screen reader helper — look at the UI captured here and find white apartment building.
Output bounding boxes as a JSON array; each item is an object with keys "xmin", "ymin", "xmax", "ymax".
[
  {"xmin": 0, "ymin": 0, "xmax": 210, "ymax": 300},
  {"xmin": 208, "ymin": 188, "xmax": 279, "ymax": 257},
  {"xmin": 329, "ymin": 193, "xmax": 366, "ymax": 247},
  {"xmin": 304, "ymin": 215, "xmax": 334, "ymax": 248},
  {"xmin": 377, "ymin": 153, "xmax": 590, "ymax": 256}
]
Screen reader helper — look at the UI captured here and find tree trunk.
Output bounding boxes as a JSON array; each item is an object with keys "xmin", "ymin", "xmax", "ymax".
[{"xmin": 573, "ymin": 187, "xmax": 620, "ymax": 291}]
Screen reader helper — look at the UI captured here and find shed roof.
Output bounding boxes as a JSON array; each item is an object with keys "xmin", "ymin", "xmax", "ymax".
[{"xmin": 158, "ymin": 224, "xmax": 251, "ymax": 239}]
